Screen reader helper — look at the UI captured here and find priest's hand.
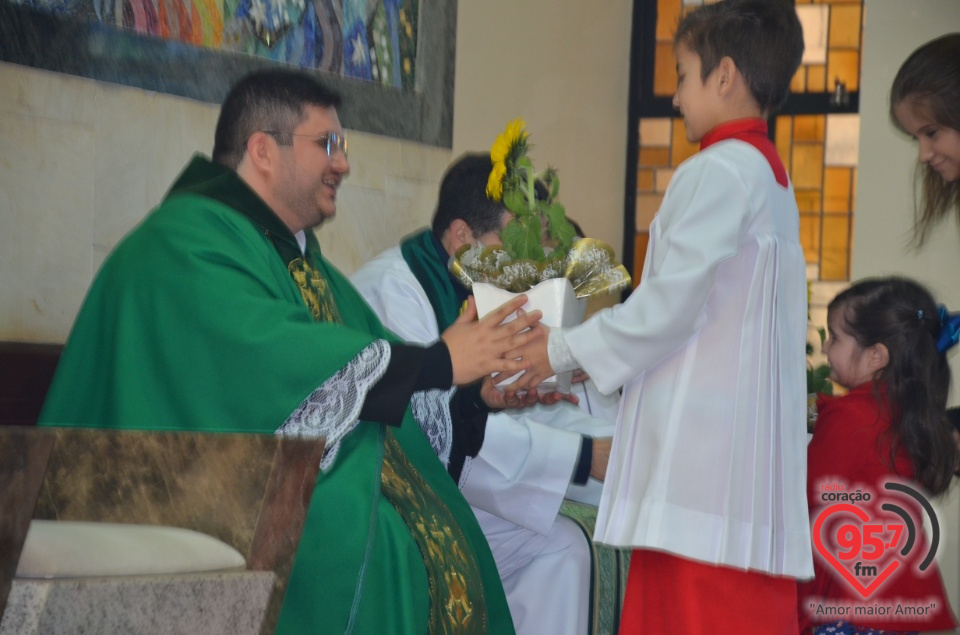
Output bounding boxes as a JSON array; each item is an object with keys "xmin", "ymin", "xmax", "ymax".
[
  {"xmin": 441, "ymin": 295, "xmax": 543, "ymax": 386},
  {"xmin": 590, "ymin": 437, "xmax": 612, "ymax": 481}
]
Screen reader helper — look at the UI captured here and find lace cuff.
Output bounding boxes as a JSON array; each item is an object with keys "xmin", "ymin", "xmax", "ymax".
[
  {"xmin": 277, "ymin": 340, "xmax": 391, "ymax": 471},
  {"xmin": 548, "ymin": 328, "xmax": 580, "ymax": 373},
  {"xmin": 458, "ymin": 456, "xmax": 474, "ymax": 490},
  {"xmin": 410, "ymin": 388, "xmax": 454, "ymax": 466}
]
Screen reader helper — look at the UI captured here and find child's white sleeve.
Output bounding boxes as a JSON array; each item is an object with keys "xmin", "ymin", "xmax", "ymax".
[
  {"xmin": 547, "ymin": 327, "xmax": 579, "ymax": 373},
  {"xmin": 563, "ymin": 154, "xmax": 747, "ymax": 395}
]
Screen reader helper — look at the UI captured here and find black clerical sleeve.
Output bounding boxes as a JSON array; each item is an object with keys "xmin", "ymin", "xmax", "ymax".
[
  {"xmin": 358, "ymin": 341, "xmax": 453, "ymax": 425},
  {"xmin": 358, "ymin": 341, "xmax": 491, "ymax": 482},
  {"xmin": 446, "ymin": 383, "xmax": 497, "ymax": 482}
]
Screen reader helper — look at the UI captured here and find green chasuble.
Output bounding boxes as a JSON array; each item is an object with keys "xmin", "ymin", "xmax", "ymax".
[{"xmin": 39, "ymin": 155, "xmax": 515, "ymax": 635}]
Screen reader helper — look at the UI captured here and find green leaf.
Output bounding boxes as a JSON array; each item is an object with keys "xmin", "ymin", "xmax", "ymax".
[
  {"xmin": 517, "ymin": 215, "xmax": 545, "ymax": 261},
  {"xmin": 806, "ymin": 363, "xmax": 833, "ymax": 395},
  {"xmin": 500, "ymin": 220, "xmax": 527, "ymax": 260},
  {"xmin": 546, "ymin": 203, "xmax": 575, "ymax": 249},
  {"xmin": 543, "ymin": 167, "xmax": 560, "ymax": 200},
  {"xmin": 502, "ymin": 188, "xmax": 528, "ymax": 217}
]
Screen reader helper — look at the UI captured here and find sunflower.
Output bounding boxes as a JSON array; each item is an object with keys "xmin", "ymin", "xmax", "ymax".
[
  {"xmin": 490, "ymin": 118, "xmax": 527, "ymax": 165},
  {"xmin": 486, "ymin": 161, "xmax": 507, "ymax": 201}
]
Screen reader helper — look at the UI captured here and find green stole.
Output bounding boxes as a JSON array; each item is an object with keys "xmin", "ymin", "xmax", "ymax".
[{"xmin": 400, "ymin": 229, "xmax": 461, "ymax": 332}]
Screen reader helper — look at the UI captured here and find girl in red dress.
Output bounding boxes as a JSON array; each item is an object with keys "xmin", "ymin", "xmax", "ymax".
[{"xmin": 800, "ymin": 277, "xmax": 959, "ymax": 635}]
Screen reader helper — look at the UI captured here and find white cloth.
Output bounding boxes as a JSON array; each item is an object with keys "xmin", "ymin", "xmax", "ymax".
[
  {"xmin": 351, "ymin": 246, "xmax": 616, "ymax": 635},
  {"xmin": 564, "ymin": 139, "xmax": 814, "ymax": 578},
  {"xmin": 474, "ymin": 509, "xmax": 591, "ymax": 635}
]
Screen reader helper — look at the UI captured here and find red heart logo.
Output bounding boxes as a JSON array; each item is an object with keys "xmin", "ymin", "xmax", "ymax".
[{"xmin": 812, "ymin": 503, "xmax": 900, "ymax": 598}]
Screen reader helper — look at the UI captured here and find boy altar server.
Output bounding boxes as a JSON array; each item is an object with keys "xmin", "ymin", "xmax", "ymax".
[{"xmin": 507, "ymin": 1, "xmax": 815, "ymax": 631}]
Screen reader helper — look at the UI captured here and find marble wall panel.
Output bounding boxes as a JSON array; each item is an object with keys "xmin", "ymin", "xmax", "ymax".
[
  {"xmin": 315, "ymin": 171, "xmax": 444, "ymax": 276},
  {"xmin": 1, "ymin": 63, "xmax": 452, "ymax": 342},
  {"xmin": 0, "ymin": 108, "xmax": 95, "ymax": 343},
  {"xmin": 343, "ymin": 131, "xmax": 403, "ymax": 191},
  {"xmin": 0, "ymin": 63, "xmax": 97, "ymax": 127},
  {"xmin": 384, "ymin": 174, "xmax": 446, "ymax": 239},
  {"xmin": 91, "ymin": 82, "xmax": 219, "ymax": 251},
  {"xmin": 398, "ymin": 138, "xmax": 458, "ymax": 184}
]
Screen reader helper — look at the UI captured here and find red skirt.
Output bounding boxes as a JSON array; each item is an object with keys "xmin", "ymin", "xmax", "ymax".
[{"xmin": 619, "ymin": 549, "xmax": 799, "ymax": 635}]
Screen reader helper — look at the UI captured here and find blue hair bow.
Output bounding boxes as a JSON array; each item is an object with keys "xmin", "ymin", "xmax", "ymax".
[{"xmin": 937, "ymin": 305, "xmax": 960, "ymax": 354}]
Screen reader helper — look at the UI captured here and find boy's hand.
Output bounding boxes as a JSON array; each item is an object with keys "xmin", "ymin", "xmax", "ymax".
[
  {"xmin": 501, "ymin": 322, "xmax": 555, "ymax": 392},
  {"xmin": 441, "ymin": 295, "xmax": 542, "ymax": 386}
]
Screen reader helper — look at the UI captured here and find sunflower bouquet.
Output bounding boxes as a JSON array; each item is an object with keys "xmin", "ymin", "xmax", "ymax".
[
  {"xmin": 451, "ymin": 119, "xmax": 631, "ymax": 297},
  {"xmin": 452, "ymin": 119, "xmax": 631, "ymax": 391}
]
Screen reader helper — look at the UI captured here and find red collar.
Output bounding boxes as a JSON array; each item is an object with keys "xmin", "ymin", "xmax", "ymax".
[{"xmin": 700, "ymin": 118, "xmax": 788, "ymax": 188}]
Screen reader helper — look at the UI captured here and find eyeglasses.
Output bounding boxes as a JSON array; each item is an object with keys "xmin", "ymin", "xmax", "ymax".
[{"xmin": 263, "ymin": 130, "xmax": 348, "ymax": 159}]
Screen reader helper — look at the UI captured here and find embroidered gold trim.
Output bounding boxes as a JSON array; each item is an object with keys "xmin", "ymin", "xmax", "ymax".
[
  {"xmin": 381, "ymin": 431, "xmax": 487, "ymax": 634},
  {"xmin": 288, "ymin": 257, "xmax": 342, "ymax": 323}
]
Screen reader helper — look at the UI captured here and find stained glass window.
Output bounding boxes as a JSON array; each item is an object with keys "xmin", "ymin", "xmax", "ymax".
[{"xmin": 630, "ymin": 0, "xmax": 863, "ymax": 283}]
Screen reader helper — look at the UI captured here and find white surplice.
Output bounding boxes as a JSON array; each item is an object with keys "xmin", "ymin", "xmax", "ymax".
[
  {"xmin": 351, "ymin": 246, "xmax": 618, "ymax": 635},
  {"xmin": 564, "ymin": 139, "xmax": 814, "ymax": 578}
]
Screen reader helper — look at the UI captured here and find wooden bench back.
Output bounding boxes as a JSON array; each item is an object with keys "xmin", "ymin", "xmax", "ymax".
[{"xmin": 0, "ymin": 342, "xmax": 62, "ymax": 427}]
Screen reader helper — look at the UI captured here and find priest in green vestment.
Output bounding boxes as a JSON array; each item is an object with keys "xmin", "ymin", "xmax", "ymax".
[{"xmin": 39, "ymin": 69, "xmax": 545, "ymax": 634}]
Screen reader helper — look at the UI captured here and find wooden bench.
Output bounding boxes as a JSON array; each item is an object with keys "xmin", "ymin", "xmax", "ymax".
[{"xmin": 0, "ymin": 342, "xmax": 62, "ymax": 427}]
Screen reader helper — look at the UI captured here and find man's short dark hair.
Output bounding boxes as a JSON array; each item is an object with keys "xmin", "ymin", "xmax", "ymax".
[
  {"xmin": 675, "ymin": 0, "xmax": 804, "ymax": 114},
  {"xmin": 431, "ymin": 153, "xmax": 510, "ymax": 238},
  {"xmin": 212, "ymin": 69, "xmax": 342, "ymax": 169}
]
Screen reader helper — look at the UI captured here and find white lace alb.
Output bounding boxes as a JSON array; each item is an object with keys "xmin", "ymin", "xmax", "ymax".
[
  {"xmin": 410, "ymin": 388, "xmax": 454, "ymax": 466},
  {"xmin": 277, "ymin": 340, "xmax": 391, "ymax": 471}
]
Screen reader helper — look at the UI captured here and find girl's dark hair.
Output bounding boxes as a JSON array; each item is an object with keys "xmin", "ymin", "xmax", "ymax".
[
  {"xmin": 828, "ymin": 277, "xmax": 955, "ymax": 495},
  {"xmin": 889, "ymin": 33, "xmax": 960, "ymax": 246}
]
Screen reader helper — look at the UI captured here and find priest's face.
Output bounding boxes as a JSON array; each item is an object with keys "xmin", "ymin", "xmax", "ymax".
[{"xmin": 274, "ymin": 105, "xmax": 351, "ymax": 231}]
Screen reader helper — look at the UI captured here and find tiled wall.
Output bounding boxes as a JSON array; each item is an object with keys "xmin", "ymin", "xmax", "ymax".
[{"xmin": 0, "ymin": 62, "xmax": 452, "ymax": 344}]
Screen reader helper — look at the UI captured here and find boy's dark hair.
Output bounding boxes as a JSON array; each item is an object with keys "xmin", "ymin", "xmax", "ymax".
[
  {"xmin": 889, "ymin": 33, "xmax": 960, "ymax": 247},
  {"xmin": 213, "ymin": 69, "xmax": 342, "ymax": 170},
  {"xmin": 431, "ymin": 153, "xmax": 510, "ymax": 239},
  {"xmin": 828, "ymin": 276, "xmax": 956, "ymax": 495},
  {"xmin": 674, "ymin": 0, "xmax": 804, "ymax": 114}
]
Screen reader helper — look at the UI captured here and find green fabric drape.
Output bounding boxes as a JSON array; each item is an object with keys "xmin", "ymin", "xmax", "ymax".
[{"xmin": 400, "ymin": 229, "xmax": 461, "ymax": 333}]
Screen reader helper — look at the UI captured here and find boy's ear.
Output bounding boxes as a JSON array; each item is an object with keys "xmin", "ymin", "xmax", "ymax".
[{"xmin": 716, "ymin": 56, "xmax": 738, "ymax": 96}]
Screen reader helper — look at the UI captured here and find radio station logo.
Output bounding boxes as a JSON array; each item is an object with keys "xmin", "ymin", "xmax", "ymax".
[{"xmin": 813, "ymin": 481, "xmax": 939, "ymax": 598}]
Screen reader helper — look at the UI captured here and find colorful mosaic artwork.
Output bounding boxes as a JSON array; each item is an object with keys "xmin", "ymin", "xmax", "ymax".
[{"xmin": 12, "ymin": 0, "xmax": 419, "ymax": 89}]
